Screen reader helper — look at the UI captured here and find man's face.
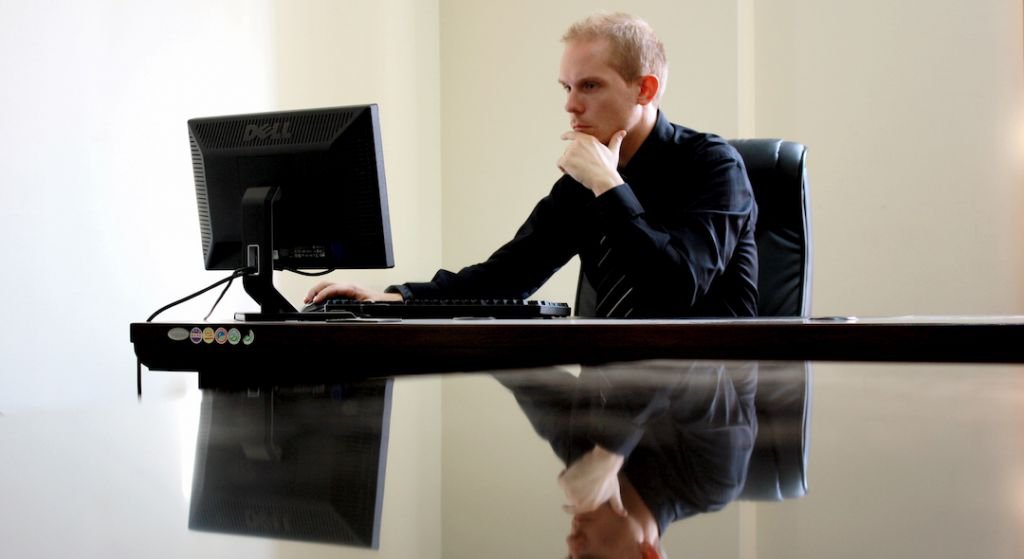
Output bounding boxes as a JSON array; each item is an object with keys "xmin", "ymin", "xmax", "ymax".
[
  {"xmin": 559, "ymin": 38, "xmax": 644, "ymax": 145},
  {"xmin": 565, "ymin": 502, "xmax": 645, "ymax": 559}
]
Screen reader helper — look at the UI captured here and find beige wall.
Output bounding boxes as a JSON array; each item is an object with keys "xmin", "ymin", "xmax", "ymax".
[
  {"xmin": 273, "ymin": 0, "xmax": 444, "ymax": 302},
  {"xmin": 754, "ymin": 0, "xmax": 1024, "ymax": 315}
]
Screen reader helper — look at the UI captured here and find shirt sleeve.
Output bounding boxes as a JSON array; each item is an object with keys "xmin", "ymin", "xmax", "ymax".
[{"xmin": 389, "ymin": 180, "xmax": 590, "ymax": 299}]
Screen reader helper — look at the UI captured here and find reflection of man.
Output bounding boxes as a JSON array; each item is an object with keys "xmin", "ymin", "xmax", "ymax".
[
  {"xmin": 307, "ymin": 12, "xmax": 758, "ymax": 318},
  {"xmin": 496, "ymin": 361, "xmax": 757, "ymax": 559}
]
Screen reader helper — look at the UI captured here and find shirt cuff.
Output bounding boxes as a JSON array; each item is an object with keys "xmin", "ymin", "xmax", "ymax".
[
  {"xmin": 593, "ymin": 182, "xmax": 644, "ymax": 223},
  {"xmin": 384, "ymin": 284, "xmax": 413, "ymax": 300}
]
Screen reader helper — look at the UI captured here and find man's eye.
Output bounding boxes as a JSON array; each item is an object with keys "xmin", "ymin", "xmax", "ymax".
[{"xmin": 583, "ymin": 82, "xmax": 598, "ymax": 90}]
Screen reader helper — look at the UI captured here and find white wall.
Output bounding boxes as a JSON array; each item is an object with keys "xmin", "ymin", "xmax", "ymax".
[
  {"xmin": 0, "ymin": 1, "xmax": 274, "ymax": 410},
  {"xmin": 0, "ymin": 1, "xmax": 443, "ymax": 557},
  {"xmin": 0, "ymin": 0, "xmax": 443, "ymax": 405}
]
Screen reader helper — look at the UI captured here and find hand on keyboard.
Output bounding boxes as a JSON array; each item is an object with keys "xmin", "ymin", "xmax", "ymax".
[{"xmin": 304, "ymin": 281, "xmax": 403, "ymax": 305}]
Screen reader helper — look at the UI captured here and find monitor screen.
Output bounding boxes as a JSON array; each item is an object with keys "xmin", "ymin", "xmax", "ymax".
[{"xmin": 187, "ymin": 104, "xmax": 394, "ymax": 314}]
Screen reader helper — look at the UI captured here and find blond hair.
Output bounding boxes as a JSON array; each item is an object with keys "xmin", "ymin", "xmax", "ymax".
[{"xmin": 562, "ymin": 12, "xmax": 668, "ymax": 101}]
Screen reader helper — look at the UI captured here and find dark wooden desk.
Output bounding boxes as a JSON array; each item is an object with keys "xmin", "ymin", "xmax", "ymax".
[{"xmin": 131, "ymin": 316, "xmax": 1024, "ymax": 384}]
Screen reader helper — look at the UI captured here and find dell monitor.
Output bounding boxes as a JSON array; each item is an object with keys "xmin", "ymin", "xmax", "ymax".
[{"xmin": 188, "ymin": 104, "xmax": 394, "ymax": 319}]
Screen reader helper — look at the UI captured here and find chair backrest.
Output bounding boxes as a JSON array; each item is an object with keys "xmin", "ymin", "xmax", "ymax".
[{"xmin": 728, "ymin": 138, "xmax": 812, "ymax": 317}]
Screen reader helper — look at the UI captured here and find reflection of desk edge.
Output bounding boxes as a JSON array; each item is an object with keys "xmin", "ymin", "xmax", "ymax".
[{"xmin": 131, "ymin": 318, "xmax": 1024, "ymax": 383}]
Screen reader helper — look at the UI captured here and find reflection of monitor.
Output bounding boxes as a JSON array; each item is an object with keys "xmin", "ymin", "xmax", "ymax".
[
  {"xmin": 189, "ymin": 380, "xmax": 393, "ymax": 548},
  {"xmin": 188, "ymin": 104, "xmax": 394, "ymax": 318}
]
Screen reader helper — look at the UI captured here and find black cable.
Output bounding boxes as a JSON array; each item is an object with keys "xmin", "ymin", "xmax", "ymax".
[
  {"xmin": 203, "ymin": 273, "xmax": 237, "ymax": 321},
  {"xmin": 146, "ymin": 268, "xmax": 249, "ymax": 322},
  {"xmin": 284, "ymin": 268, "xmax": 335, "ymax": 276}
]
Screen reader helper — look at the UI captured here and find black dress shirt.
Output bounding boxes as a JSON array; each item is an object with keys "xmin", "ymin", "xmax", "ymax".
[{"xmin": 389, "ymin": 111, "xmax": 758, "ymax": 318}]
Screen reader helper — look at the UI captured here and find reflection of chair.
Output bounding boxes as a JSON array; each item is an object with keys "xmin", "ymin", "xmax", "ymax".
[
  {"xmin": 740, "ymin": 361, "xmax": 811, "ymax": 500},
  {"xmin": 727, "ymin": 139, "xmax": 812, "ymax": 501}
]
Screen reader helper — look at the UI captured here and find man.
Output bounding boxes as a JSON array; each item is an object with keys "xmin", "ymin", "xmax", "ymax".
[{"xmin": 306, "ymin": 12, "xmax": 758, "ymax": 318}]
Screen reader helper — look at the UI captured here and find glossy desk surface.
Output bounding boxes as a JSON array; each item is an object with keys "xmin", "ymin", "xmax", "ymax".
[
  {"xmin": 5, "ymin": 318, "xmax": 1024, "ymax": 557},
  {"xmin": 3, "ymin": 357, "xmax": 1023, "ymax": 558}
]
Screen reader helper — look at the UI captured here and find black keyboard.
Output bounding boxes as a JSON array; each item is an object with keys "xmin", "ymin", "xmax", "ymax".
[{"xmin": 302, "ymin": 298, "xmax": 571, "ymax": 319}]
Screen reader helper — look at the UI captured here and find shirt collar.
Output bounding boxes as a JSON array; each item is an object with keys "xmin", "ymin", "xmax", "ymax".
[{"xmin": 622, "ymin": 110, "xmax": 672, "ymax": 177}]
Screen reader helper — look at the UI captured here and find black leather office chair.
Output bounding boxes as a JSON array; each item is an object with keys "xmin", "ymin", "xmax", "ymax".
[
  {"xmin": 728, "ymin": 139, "xmax": 812, "ymax": 317},
  {"xmin": 728, "ymin": 138, "xmax": 812, "ymax": 501}
]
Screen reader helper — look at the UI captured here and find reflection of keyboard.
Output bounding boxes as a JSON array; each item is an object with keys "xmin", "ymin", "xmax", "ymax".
[{"xmin": 303, "ymin": 298, "xmax": 571, "ymax": 319}]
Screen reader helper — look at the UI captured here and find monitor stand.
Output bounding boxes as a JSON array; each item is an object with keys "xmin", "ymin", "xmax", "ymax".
[{"xmin": 238, "ymin": 186, "xmax": 299, "ymax": 321}]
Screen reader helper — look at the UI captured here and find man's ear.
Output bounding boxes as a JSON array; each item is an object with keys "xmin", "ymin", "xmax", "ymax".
[{"xmin": 636, "ymin": 75, "xmax": 660, "ymax": 105}]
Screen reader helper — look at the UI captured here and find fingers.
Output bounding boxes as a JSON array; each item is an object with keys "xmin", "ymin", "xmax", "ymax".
[
  {"xmin": 304, "ymin": 282, "xmax": 359, "ymax": 303},
  {"xmin": 304, "ymin": 280, "xmax": 333, "ymax": 303},
  {"xmin": 560, "ymin": 129, "xmax": 625, "ymax": 147},
  {"xmin": 609, "ymin": 491, "xmax": 628, "ymax": 518},
  {"xmin": 305, "ymin": 282, "xmax": 403, "ymax": 304},
  {"xmin": 607, "ymin": 130, "xmax": 626, "ymax": 154},
  {"xmin": 557, "ymin": 130, "xmax": 626, "ymax": 194},
  {"xmin": 557, "ymin": 132, "xmax": 588, "ymax": 176},
  {"xmin": 560, "ymin": 498, "xmax": 627, "ymax": 517},
  {"xmin": 558, "ymin": 466, "xmax": 624, "ymax": 516}
]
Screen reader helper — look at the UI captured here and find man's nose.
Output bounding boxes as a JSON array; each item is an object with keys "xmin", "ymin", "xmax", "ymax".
[{"xmin": 565, "ymin": 91, "xmax": 583, "ymax": 114}]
